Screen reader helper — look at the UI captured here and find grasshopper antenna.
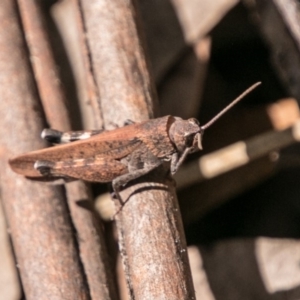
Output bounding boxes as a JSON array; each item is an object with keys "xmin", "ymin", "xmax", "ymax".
[{"xmin": 201, "ymin": 82, "xmax": 261, "ymax": 131}]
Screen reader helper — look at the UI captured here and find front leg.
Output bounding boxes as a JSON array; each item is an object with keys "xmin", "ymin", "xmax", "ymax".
[
  {"xmin": 170, "ymin": 147, "xmax": 192, "ymax": 175},
  {"xmin": 112, "ymin": 146, "xmax": 163, "ymax": 204},
  {"xmin": 112, "ymin": 159, "xmax": 162, "ymax": 204}
]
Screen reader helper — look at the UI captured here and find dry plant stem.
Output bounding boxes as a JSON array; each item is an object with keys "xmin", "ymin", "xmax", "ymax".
[
  {"xmin": 65, "ymin": 182, "xmax": 119, "ymax": 300},
  {"xmin": 17, "ymin": 1, "xmax": 118, "ymax": 299},
  {"xmin": 78, "ymin": 0, "xmax": 196, "ymax": 299},
  {"xmin": 71, "ymin": 0, "xmax": 103, "ymax": 129},
  {"xmin": 0, "ymin": 1, "xmax": 89, "ymax": 298},
  {"xmin": 118, "ymin": 177, "xmax": 195, "ymax": 299},
  {"xmin": 78, "ymin": 0, "xmax": 158, "ymax": 126},
  {"xmin": 17, "ymin": 0, "xmax": 70, "ymax": 130}
]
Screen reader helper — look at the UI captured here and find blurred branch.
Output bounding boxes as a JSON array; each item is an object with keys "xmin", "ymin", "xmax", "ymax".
[
  {"xmin": 171, "ymin": 0, "xmax": 239, "ymax": 43},
  {"xmin": 245, "ymin": 0, "xmax": 300, "ymax": 102}
]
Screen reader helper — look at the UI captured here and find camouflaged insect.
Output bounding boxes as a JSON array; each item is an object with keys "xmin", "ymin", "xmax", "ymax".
[{"xmin": 9, "ymin": 83, "xmax": 260, "ymax": 201}]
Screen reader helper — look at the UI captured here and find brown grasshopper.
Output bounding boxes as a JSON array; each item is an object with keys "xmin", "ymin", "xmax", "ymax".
[{"xmin": 9, "ymin": 82, "xmax": 261, "ymax": 201}]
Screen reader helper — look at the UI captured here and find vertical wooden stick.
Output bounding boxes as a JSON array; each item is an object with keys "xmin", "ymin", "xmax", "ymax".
[
  {"xmin": 17, "ymin": 0, "xmax": 70, "ymax": 130},
  {"xmin": 78, "ymin": 0, "xmax": 196, "ymax": 299}
]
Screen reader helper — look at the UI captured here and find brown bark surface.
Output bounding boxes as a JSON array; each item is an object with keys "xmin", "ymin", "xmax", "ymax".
[
  {"xmin": 17, "ymin": 0, "xmax": 70, "ymax": 130},
  {"xmin": 65, "ymin": 181, "xmax": 118, "ymax": 300}
]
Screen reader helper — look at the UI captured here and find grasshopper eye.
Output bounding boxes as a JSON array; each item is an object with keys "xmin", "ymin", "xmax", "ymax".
[{"xmin": 184, "ymin": 134, "xmax": 194, "ymax": 147}]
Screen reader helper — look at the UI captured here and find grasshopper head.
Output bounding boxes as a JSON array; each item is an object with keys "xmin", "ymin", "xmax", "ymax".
[
  {"xmin": 168, "ymin": 83, "xmax": 261, "ymax": 158},
  {"xmin": 169, "ymin": 117, "xmax": 203, "ymax": 153}
]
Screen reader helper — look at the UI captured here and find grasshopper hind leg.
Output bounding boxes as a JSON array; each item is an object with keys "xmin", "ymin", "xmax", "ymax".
[
  {"xmin": 41, "ymin": 129, "xmax": 105, "ymax": 144},
  {"xmin": 41, "ymin": 120, "xmax": 135, "ymax": 145},
  {"xmin": 41, "ymin": 120, "xmax": 135, "ymax": 144},
  {"xmin": 41, "ymin": 129, "xmax": 63, "ymax": 144},
  {"xmin": 34, "ymin": 157, "xmax": 128, "ymax": 185},
  {"xmin": 34, "ymin": 160, "xmax": 55, "ymax": 176}
]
